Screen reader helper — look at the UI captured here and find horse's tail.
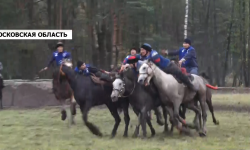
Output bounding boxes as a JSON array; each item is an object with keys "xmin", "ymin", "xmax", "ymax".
[
  {"xmin": 199, "ymin": 72, "xmax": 210, "ymax": 80},
  {"xmin": 199, "ymin": 72, "xmax": 218, "ymax": 90},
  {"xmin": 206, "ymin": 84, "xmax": 218, "ymax": 90}
]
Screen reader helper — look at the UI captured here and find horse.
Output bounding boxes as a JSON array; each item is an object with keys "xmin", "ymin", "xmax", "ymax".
[
  {"xmin": 52, "ymin": 63, "xmax": 77, "ymax": 125},
  {"xmin": 138, "ymin": 60, "xmax": 215, "ymax": 136},
  {"xmin": 111, "ymin": 64, "xmax": 166, "ymax": 138},
  {"xmin": 179, "ymin": 76, "xmax": 220, "ymax": 126},
  {"xmin": 171, "ymin": 59, "xmax": 219, "ymax": 126},
  {"xmin": 0, "ymin": 75, "xmax": 4, "ymax": 109},
  {"xmin": 59, "ymin": 61, "xmax": 130, "ymax": 138}
]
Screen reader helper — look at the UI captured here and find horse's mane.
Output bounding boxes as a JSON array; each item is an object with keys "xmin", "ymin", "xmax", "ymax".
[{"xmin": 52, "ymin": 67, "xmax": 60, "ymax": 79}]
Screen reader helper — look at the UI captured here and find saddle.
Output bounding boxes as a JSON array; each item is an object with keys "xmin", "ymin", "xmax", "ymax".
[
  {"xmin": 181, "ymin": 68, "xmax": 194, "ymax": 81},
  {"xmin": 173, "ymin": 67, "xmax": 194, "ymax": 84},
  {"xmin": 90, "ymin": 74, "xmax": 113, "ymax": 86}
]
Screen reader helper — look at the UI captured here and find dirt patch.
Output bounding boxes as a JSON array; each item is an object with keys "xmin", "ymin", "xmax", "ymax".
[{"xmin": 2, "ymin": 84, "xmax": 60, "ymax": 108}]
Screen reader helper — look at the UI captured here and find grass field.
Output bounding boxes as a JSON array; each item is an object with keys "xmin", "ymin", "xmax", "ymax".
[{"xmin": 0, "ymin": 94, "xmax": 250, "ymax": 150}]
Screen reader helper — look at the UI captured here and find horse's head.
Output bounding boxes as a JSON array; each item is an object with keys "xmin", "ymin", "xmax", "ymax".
[
  {"xmin": 111, "ymin": 77, "xmax": 125, "ymax": 102},
  {"xmin": 56, "ymin": 59, "xmax": 75, "ymax": 83},
  {"xmin": 62, "ymin": 59, "xmax": 73, "ymax": 68},
  {"xmin": 138, "ymin": 60, "xmax": 155, "ymax": 86},
  {"xmin": 123, "ymin": 64, "xmax": 131, "ymax": 72}
]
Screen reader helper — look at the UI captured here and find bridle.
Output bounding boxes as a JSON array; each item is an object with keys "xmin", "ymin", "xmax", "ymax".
[
  {"xmin": 56, "ymin": 61, "xmax": 73, "ymax": 98},
  {"xmin": 59, "ymin": 60, "xmax": 73, "ymax": 76},
  {"xmin": 113, "ymin": 67, "xmax": 137, "ymax": 98},
  {"xmin": 113, "ymin": 77, "xmax": 136, "ymax": 98},
  {"xmin": 138, "ymin": 61, "xmax": 156, "ymax": 77}
]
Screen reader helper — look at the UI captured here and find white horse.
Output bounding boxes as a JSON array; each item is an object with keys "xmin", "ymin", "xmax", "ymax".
[{"xmin": 138, "ymin": 60, "xmax": 210, "ymax": 136}]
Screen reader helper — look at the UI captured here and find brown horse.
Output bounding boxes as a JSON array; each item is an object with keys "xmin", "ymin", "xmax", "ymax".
[{"xmin": 52, "ymin": 60, "xmax": 77, "ymax": 125}]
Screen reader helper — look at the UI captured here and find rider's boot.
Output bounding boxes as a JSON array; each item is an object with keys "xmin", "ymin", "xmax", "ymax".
[
  {"xmin": 164, "ymin": 62, "xmax": 197, "ymax": 91},
  {"xmin": 100, "ymin": 73, "xmax": 112, "ymax": 82}
]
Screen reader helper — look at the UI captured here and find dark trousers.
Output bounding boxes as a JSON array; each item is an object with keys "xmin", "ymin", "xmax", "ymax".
[
  {"xmin": 163, "ymin": 62, "xmax": 195, "ymax": 90},
  {"xmin": 95, "ymin": 71, "xmax": 112, "ymax": 82}
]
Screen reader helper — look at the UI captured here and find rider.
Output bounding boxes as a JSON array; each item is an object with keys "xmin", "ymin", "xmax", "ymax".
[
  {"xmin": 161, "ymin": 38, "xmax": 198, "ymax": 75},
  {"xmin": 43, "ymin": 42, "xmax": 71, "ymax": 71},
  {"xmin": 75, "ymin": 61, "xmax": 112, "ymax": 82},
  {"xmin": 122, "ymin": 47, "xmax": 164, "ymax": 124},
  {"xmin": 123, "ymin": 43, "xmax": 197, "ymax": 91},
  {"xmin": 122, "ymin": 48, "xmax": 140, "ymax": 75}
]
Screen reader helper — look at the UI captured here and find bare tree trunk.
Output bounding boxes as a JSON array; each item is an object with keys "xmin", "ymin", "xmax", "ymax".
[
  {"xmin": 27, "ymin": 0, "xmax": 33, "ymax": 29},
  {"xmin": 47, "ymin": 0, "xmax": 52, "ymax": 28},
  {"xmin": 222, "ymin": 0, "xmax": 235, "ymax": 86},
  {"xmin": 241, "ymin": 0, "xmax": 248, "ymax": 86},
  {"xmin": 248, "ymin": 0, "xmax": 250, "ymax": 82},
  {"xmin": 184, "ymin": 0, "xmax": 189, "ymax": 39},
  {"xmin": 112, "ymin": 1, "xmax": 118, "ymax": 66}
]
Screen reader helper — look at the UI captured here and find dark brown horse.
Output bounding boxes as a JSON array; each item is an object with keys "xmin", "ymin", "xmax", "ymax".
[{"xmin": 52, "ymin": 61, "xmax": 77, "ymax": 125}]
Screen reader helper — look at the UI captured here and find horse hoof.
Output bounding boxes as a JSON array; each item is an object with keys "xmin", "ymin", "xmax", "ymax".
[
  {"xmin": 132, "ymin": 134, "xmax": 138, "ymax": 138},
  {"xmin": 123, "ymin": 134, "xmax": 128, "ymax": 138},
  {"xmin": 151, "ymin": 129, "xmax": 155, "ymax": 137},
  {"xmin": 199, "ymin": 132, "xmax": 206, "ymax": 137},
  {"xmin": 157, "ymin": 120, "xmax": 165, "ymax": 126},
  {"xmin": 61, "ymin": 111, "xmax": 67, "ymax": 121},
  {"xmin": 215, "ymin": 120, "xmax": 220, "ymax": 125},
  {"xmin": 98, "ymin": 133, "xmax": 103, "ymax": 137}
]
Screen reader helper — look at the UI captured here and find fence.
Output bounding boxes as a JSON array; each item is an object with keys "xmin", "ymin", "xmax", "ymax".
[{"xmin": 2, "ymin": 79, "xmax": 250, "ymax": 109}]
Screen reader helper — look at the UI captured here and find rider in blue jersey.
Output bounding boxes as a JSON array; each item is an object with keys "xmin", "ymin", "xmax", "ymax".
[
  {"xmin": 75, "ymin": 61, "xmax": 112, "ymax": 82},
  {"xmin": 124, "ymin": 43, "xmax": 197, "ymax": 91},
  {"xmin": 43, "ymin": 42, "xmax": 71, "ymax": 71},
  {"xmin": 162, "ymin": 38, "xmax": 198, "ymax": 75}
]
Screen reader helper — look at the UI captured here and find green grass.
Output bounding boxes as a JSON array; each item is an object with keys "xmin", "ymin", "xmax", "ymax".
[
  {"xmin": 0, "ymin": 95, "xmax": 250, "ymax": 150},
  {"xmin": 212, "ymin": 94, "xmax": 250, "ymax": 107}
]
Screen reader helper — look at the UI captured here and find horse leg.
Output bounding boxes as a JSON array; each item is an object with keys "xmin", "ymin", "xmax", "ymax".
[
  {"xmin": 173, "ymin": 101, "xmax": 191, "ymax": 135},
  {"xmin": 162, "ymin": 106, "xmax": 168, "ymax": 133},
  {"xmin": 69, "ymin": 101, "xmax": 77, "ymax": 125},
  {"xmin": 145, "ymin": 114, "xmax": 155, "ymax": 137},
  {"xmin": 140, "ymin": 107, "xmax": 147, "ymax": 138},
  {"xmin": 153, "ymin": 107, "xmax": 164, "ymax": 126},
  {"xmin": 106, "ymin": 105, "xmax": 121, "ymax": 138},
  {"xmin": 121, "ymin": 101, "xmax": 130, "ymax": 137},
  {"xmin": 80, "ymin": 103, "xmax": 102, "ymax": 136},
  {"xmin": 206, "ymin": 96, "xmax": 219, "ymax": 125},
  {"xmin": 179, "ymin": 104, "xmax": 186, "ymax": 119},
  {"xmin": 199, "ymin": 95, "xmax": 207, "ymax": 137},
  {"xmin": 132, "ymin": 108, "xmax": 141, "ymax": 138},
  {"xmin": 60, "ymin": 101, "xmax": 67, "ymax": 121},
  {"xmin": 69, "ymin": 95, "xmax": 77, "ymax": 125},
  {"xmin": 184, "ymin": 102, "xmax": 202, "ymax": 131}
]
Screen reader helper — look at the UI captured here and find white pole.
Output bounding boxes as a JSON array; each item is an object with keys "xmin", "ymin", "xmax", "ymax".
[{"xmin": 184, "ymin": 0, "xmax": 189, "ymax": 39}]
